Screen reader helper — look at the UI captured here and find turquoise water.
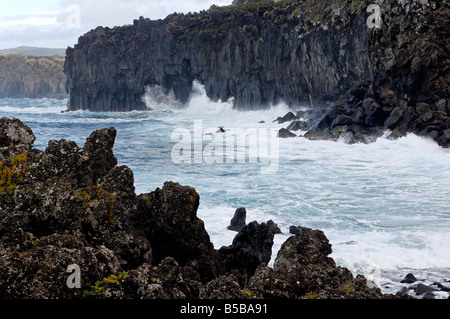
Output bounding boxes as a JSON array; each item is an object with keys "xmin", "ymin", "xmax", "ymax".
[{"xmin": 1, "ymin": 88, "xmax": 450, "ymax": 298}]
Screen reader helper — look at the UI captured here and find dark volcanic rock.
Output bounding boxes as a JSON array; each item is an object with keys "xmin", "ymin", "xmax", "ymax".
[
  {"xmin": 0, "ymin": 118, "xmax": 415, "ymax": 299},
  {"xmin": 219, "ymin": 221, "xmax": 278, "ymax": 276},
  {"xmin": 286, "ymin": 120, "xmax": 308, "ymax": 132},
  {"xmin": 227, "ymin": 207, "xmax": 247, "ymax": 232},
  {"xmin": 416, "ymin": 283, "xmax": 438, "ymax": 296},
  {"xmin": 135, "ymin": 182, "xmax": 225, "ymax": 282},
  {"xmin": 248, "ymin": 228, "xmax": 412, "ymax": 299},
  {"xmin": 289, "ymin": 225, "xmax": 305, "ymax": 235},
  {"xmin": 64, "ymin": 0, "xmax": 374, "ymax": 111},
  {"xmin": 274, "ymin": 112, "xmax": 299, "ymax": 124},
  {"xmin": 401, "ymin": 273, "xmax": 418, "ymax": 284},
  {"xmin": 0, "ymin": 54, "xmax": 67, "ymax": 99}
]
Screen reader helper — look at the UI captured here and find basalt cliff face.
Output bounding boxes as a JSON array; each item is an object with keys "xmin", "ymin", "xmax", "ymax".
[
  {"xmin": 0, "ymin": 54, "xmax": 68, "ymax": 99},
  {"xmin": 0, "ymin": 117, "xmax": 414, "ymax": 299},
  {"xmin": 65, "ymin": 0, "xmax": 376, "ymax": 111},
  {"xmin": 64, "ymin": 0, "xmax": 449, "ymax": 113}
]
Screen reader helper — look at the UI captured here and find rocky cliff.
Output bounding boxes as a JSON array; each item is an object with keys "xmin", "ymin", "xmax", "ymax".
[
  {"xmin": 65, "ymin": 0, "xmax": 376, "ymax": 111},
  {"xmin": 0, "ymin": 117, "xmax": 416, "ymax": 299},
  {"xmin": 0, "ymin": 54, "xmax": 68, "ymax": 99}
]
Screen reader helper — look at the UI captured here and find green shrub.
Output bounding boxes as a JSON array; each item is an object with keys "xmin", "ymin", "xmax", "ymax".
[{"xmin": 0, "ymin": 152, "xmax": 28, "ymax": 195}]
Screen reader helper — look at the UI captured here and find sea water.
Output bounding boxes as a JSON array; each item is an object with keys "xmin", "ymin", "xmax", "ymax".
[{"xmin": 1, "ymin": 84, "xmax": 449, "ymax": 298}]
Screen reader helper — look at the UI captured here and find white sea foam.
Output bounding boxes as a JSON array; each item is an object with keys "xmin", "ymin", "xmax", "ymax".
[{"xmin": 2, "ymin": 91, "xmax": 449, "ymax": 298}]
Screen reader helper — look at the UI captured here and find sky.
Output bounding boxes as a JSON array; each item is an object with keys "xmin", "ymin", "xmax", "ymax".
[{"xmin": 0, "ymin": 0, "xmax": 232, "ymax": 50}]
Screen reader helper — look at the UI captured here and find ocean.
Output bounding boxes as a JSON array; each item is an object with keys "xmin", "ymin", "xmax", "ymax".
[{"xmin": 1, "ymin": 82, "xmax": 450, "ymax": 298}]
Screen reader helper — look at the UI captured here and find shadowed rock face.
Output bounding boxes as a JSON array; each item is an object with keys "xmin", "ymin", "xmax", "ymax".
[
  {"xmin": 0, "ymin": 118, "xmax": 414, "ymax": 299},
  {"xmin": 64, "ymin": 0, "xmax": 375, "ymax": 111}
]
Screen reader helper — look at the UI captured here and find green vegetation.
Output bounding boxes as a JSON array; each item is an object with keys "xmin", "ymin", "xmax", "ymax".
[
  {"xmin": 76, "ymin": 184, "xmax": 116, "ymax": 223},
  {"xmin": 0, "ymin": 152, "xmax": 28, "ymax": 195},
  {"xmin": 338, "ymin": 280, "xmax": 355, "ymax": 294},
  {"xmin": 82, "ymin": 271, "xmax": 129, "ymax": 298}
]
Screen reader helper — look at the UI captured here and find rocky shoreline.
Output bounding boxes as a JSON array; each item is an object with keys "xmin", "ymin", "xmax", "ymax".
[{"xmin": 1, "ymin": 117, "xmax": 436, "ymax": 299}]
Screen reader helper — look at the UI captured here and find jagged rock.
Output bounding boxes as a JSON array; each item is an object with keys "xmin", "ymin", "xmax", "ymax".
[
  {"xmin": 416, "ymin": 102, "xmax": 432, "ymax": 116},
  {"xmin": 438, "ymin": 128, "xmax": 450, "ymax": 148},
  {"xmin": 199, "ymin": 274, "xmax": 242, "ymax": 299},
  {"xmin": 227, "ymin": 207, "xmax": 247, "ymax": 232},
  {"xmin": 0, "ymin": 117, "xmax": 36, "ymax": 161},
  {"xmin": 219, "ymin": 221, "xmax": 278, "ymax": 276},
  {"xmin": 274, "ymin": 112, "xmax": 299, "ymax": 124},
  {"xmin": 65, "ymin": 1, "xmax": 375, "ymax": 111}
]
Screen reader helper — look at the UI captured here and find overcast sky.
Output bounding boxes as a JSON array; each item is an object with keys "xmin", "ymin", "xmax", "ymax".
[{"xmin": 0, "ymin": 0, "xmax": 232, "ymax": 50}]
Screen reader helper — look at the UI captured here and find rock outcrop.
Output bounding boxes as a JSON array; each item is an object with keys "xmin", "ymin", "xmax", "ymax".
[
  {"xmin": 63, "ymin": 0, "xmax": 449, "ymax": 147},
  {"xmin": 0, "ymin": 54, "xmax": 67, "ymax": 99},
  {"xmin": 0, "ymin": 118, "xmax": 415, "ymax": 299}
]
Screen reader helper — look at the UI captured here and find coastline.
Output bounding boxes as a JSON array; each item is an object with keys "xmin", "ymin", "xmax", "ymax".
[{"xmin": 2, "ymin": 116, "xmax": 439, "ymax": 300}]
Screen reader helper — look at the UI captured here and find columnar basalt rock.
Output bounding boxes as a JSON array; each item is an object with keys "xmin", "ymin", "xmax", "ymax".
[{"xmin": 64, "ymin": 0, "xmax": 375, "ymax": 111}]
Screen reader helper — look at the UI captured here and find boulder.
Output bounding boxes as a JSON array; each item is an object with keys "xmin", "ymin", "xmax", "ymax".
[
  {"xmin": 136, "ymin": 182, "xmax": 225, "ymax": 282},
  {"xmin": 277, "ymin": 128, "xmax": 296, "ymax": 138},
  {"xmin": 415, "ymin": 102, "xmax": 431, "ymax": 115}
]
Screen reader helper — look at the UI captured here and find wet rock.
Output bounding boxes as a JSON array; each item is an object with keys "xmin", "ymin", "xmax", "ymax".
[
  {"xmin": 274, "ymin": 112, "xmax": 298, "ymax": 124},
  {"xmin": 277, "ymin": 128, "xmax": 296, "ymax": 138},
  {"xmin": 401, "ymin": 273, "xmax": 418, "ymax": 284},
  {"xmin": 289, "ymin": 225, "xmax": 305, "ymax": 235},
  {"xmin": 384, "ymin": 107, "xmax": 405, "ymax": 129},
  {"xmin": 227, "ymin": 207, "xmax": 246, "ymax": 232},
  {"xmin": 219, "ymin": 221, "xmax": 278, "ymax": 276},
  {"xmin": 286, "ymin": 120, "xmax": 308, "ymax": 132},
  {"xmin": 331, "ymin": 115, "xmax": 352, "ymax": 128},
  {"xmin": 438, "ymin": 128, "xmax": 450, "ymax": 148},
  {"xmin": 436, "ymin": 99, "xmax": 447, "ymax": 113},
  {"xmin": 422, "ymin": 291, "xmax": 436, "ymax": 299}
]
